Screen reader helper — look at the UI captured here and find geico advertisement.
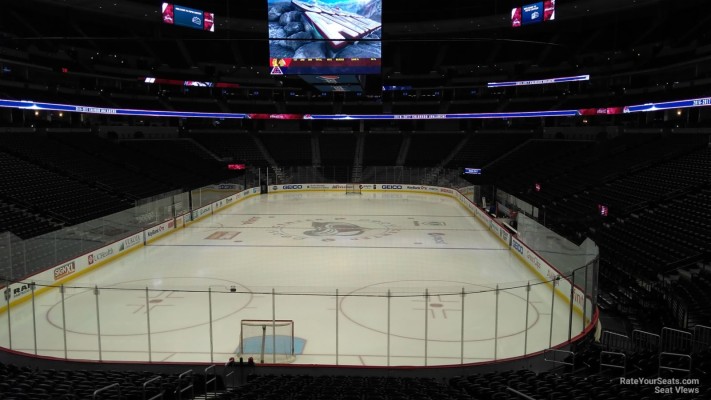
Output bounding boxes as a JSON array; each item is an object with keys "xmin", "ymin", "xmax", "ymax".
[{"xmin": 277, "ymin": 184, "xmax": 303, "ymax": 190}]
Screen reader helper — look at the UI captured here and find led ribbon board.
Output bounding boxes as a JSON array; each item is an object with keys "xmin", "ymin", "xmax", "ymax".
[
  {"xmin": 488, "ymin": 74, "xmax": 589, "ymax": 88},
  {"xmin": 0, "ymin": 99, "xmax": 245, "ymax": 119},
  {"xmin": 143, "ymin": 77, "xmax": 239, "ymax": 88},
  {"xmin": 624, "ymin": 97, "xmax": 711, "ymax": 113},
  {"xmin": 5, "ymin": 96, "xmax": 711, "ymax": 120}
]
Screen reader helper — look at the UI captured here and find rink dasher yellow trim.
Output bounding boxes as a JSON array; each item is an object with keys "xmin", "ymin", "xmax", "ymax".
[
  {"xmin": 0, "ymin": 243, "xmax": 144, "ymax": 314},
  {"xmin": 0, "ymin": 192, "xmax": 258, "ymax": 314},
  {"xmin": 453, "ymin": 195, "xmax": 589, "ymax": 322},
  {"xmin": 184, "ymin": 192, "xmax": 260, "ymax": 227},
  {"xmin": 510, "ymin": 250, "xmax": 588, "ymax": 321},
  {"xmin": 2, "ymin": 189, "xmax": 588, "ymax": 325},
  {"xmin": 278, "ymin": 187, "xmax": 587, "ymax": 320}
]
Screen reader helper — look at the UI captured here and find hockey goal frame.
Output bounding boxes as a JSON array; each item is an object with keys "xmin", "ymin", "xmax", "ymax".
[
  {"xmin": 345, "ymin": 183, "xmax": 362, "ymax": 194},
  {"xmin": 238, "ymin": 319, "xmax": 295, "ymax": 364}
]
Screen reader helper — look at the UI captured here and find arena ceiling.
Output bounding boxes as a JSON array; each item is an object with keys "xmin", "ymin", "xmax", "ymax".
[
  {"xmin": 1, "ymin": 0, "xmax": 704, "ymax": 89},
  {"xmin": 15, "ymin": 0, "xmax": 664, "ymax": 35}
]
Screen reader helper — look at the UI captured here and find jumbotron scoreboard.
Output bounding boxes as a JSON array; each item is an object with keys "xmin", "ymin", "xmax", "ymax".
[{"xmin": 268, "ymin": 0, "xmax": 382, "ymax": 75}]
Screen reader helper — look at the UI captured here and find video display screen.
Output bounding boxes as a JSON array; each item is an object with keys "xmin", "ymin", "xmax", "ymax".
[
  {"xmin": 162, "ymin": 3, "xmax": 215, "ymax": 32},
  {"xmin": 6, "ymin": 94, "xmax": 711, "ymax": 121},
  {"xmin": 578, "ymin": 107, "xmax": 625, "ymax": 116},
  {"xmin": 598, "ymin": 204, "xmax": 609, "ymax": 217},
  {"xmin": 143, "ymin": 77, "xmax": 239, "ymax": 88},
  {"xmin": 512, "ymin": 1, "xmax": 555, "ymax": 27},
  {"xmin": 463, "ymin": 168, "xmax": 482, "ymax": 175},
  {"xmin": 268, "ymin": 0, "xmax": 382, "ymax": 75},
  {"xmin": 488, "ymin": 74, "xmax": 589, "ymax": 88}
]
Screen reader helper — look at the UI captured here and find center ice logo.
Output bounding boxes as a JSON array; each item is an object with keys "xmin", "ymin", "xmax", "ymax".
[
  {"xmin": 304, "ymin": 222, "xmax": 365, "ymax": 237},
  {"xmin": 269, "ymin": 218, "xmax": 399, "ymax": 241}
]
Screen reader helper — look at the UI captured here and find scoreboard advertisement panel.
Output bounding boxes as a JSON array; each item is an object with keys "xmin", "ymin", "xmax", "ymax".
[
  {"xmin": 512, "ymin": 0, "xmax": 555, "ymax": 27},
  {"xmin": 162, "ymin": 3, "xmax": 215, "ymax": 32},
  {"xmin": 522, "ymin": 2, "xmax": 544, "ymax": 25},
  {"xmin": 578, "ymin": 107, "xmax": 625, "ymax": 115},
  {"xmin": 268, "ymin": 0, "xmax": 382, "ymax": 75}
]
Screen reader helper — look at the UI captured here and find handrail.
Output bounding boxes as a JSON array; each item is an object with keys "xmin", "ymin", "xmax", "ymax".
[
  {"xmin": 177, "ymin": 369, "xmax": 194, "ymax": 400},
  {"xmin": 661, "ymin": 327, "xmax": 692, "ymax": 354},
  {"xmin": 224, "ymin": 369, "xmax": 236, "ymax": 389},
  {"xmin": 601, "ymin": 330, "xmax": 629, "ymax": 351},
  {"xmin": 506, "ymin": 387, "xmax": 537, "ymax": 400},
  {"xmin": 658, "ymin": 352, "xmax": 692, "ymax": 377},
  {"xmin": 599, "ymin": 351, "xmax": 626, "ymax": 376},
  {"xmin": 142, "ymin": 375, "xmax": 164, "ymax": 400},
  {"xmin": 92, "ymin": 383, "xmax": 121, "ymax": 400},
  {"xmin": 204, "ymin": 365, "xmax": 217, "ymax": 400},
  {"xmin": 543, "ymin": 348, "xmax": 574, "ymax": 367},
  {"xmin": 632, "ymin": 329, "xmax": 660, "ymax": 353},
  {"xmin": 692, "ymin": 325, "xmax": 711, "ymax": 352}
]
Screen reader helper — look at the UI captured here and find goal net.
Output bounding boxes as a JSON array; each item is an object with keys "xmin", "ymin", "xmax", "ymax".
[
  {"xmin": 239, "ymin": 320, "xmax": 295, "ymax": 364},
  {"xmin": 345, "ymin": 183, "xmax": 362, "ymax": 195}
]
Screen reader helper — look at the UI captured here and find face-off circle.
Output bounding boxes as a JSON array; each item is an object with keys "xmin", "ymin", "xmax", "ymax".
[
  {"xmin": 45, "ymin": 277, "xmax": 253, "ymax": 336},
  {"xmin": 339, "ymin": 280, "xmax": 540, "ymax": 342},
  {"xmin": 268, "ymin": 218, "xmax": 400, "ymax": 241}
]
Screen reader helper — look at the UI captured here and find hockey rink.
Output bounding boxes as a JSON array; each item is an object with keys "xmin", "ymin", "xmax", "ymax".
[{"xmin": 0, "ymin": 191, "xmax": 586, "ymax": 366}]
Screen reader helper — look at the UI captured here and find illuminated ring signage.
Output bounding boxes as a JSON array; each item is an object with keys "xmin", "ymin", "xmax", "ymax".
[{"xmin": 2, "ymin": 96, "xmax": 711, "ymax": 120}]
